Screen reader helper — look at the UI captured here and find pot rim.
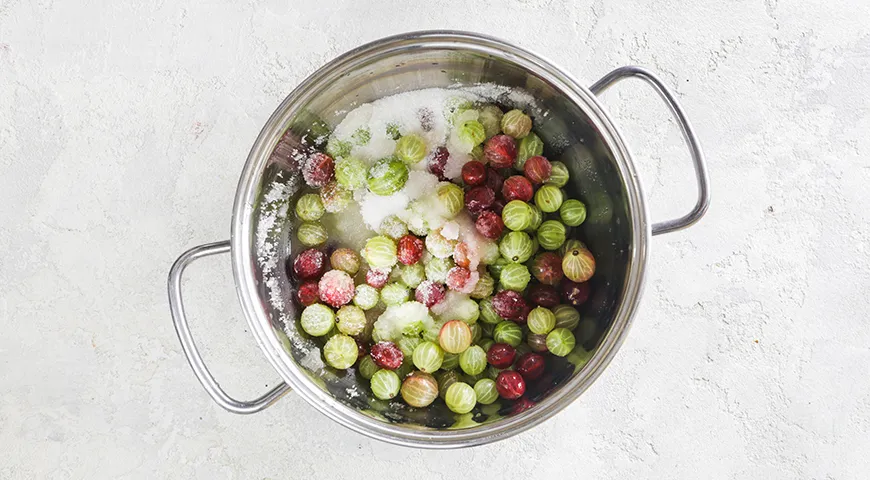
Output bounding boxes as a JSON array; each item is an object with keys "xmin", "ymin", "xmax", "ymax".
[{"xmin": 230, "ymin": 30, "xmax": 650, "ymax": 448}]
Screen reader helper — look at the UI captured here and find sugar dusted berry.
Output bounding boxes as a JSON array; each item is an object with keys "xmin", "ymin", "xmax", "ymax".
[
  {"xmin": 397, "ymin": 235, "xmax": 424, "ymax": 265},
  {"xmin": 318, "ymin": 270, "xmax": 355, "ymax": 307},
  {"xmin": 415, "ymin": 280, "xmax": 446, "ymax": 308},
  {"xmin": 475, "ymin": 211, "xmax": 504, "ymax": 240},
  {"xmin": 303, "ymin": 152, "xmax": 335, "ymax": 188},
  {"xmin": 370, "ymin": 341, "xmax": 404, "ymax": 370},
  {"xmin": 523, "ymin": 155, "xmax": 552, "ymax": 184},
  {"xmin": 487, "ymin": 343, "xmax": 516, "ymax": 368},
  {"xmin": 502, "ymin": 175, "xmax": 533, "ymax": 203},
  {"xmin": 461, "ymin": 160, "xmax": 487, "ymax": 186},
  {"xmin": 464, "ymin": 185, "xmax": 495, "ymax": 215},
  {"xmin": 292, "ymin": 249, "xmax": 326, "ymax": 280},
  {"xmin": 446, "ymin": 266, "xmax": 472, "ymax": 292},
  {"xmin": 366, "ymin": 267, "xmax": 391, "ymax": 288},
  {"xmin": 484, "ymin": 135, "xmax": 517, "ymax": 168},
  {"xmin": 496, "ymin": 370, "xmax": 526, "ymax": 399},
  {"xmin": 297, "ymin": 281, "xmax": 320, "ymax": 306},
  {"xmin": 491, "ymin": 290, "xmax": 528, "ymax": 320},
  {"xmin": 330, "ymin": 248, "xmax": 361, "ymax": 275}
]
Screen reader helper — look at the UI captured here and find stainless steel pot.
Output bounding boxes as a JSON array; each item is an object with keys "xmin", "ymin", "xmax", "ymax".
[{"xmin": 168, "ymin": 30, "xmax": 709, "ymax": 448}]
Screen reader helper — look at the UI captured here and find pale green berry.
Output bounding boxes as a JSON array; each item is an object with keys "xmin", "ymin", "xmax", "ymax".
[
  {"xmin": 458, "ymin": 120, "xmax": 486, "ymax": 146},
  {"xmin": 441, "ymin": 352, "xmax": 460, "ymax": 370},
  {"xmin": 300, "ymin": 304, "xmax": 334, "ymax": 336},
  {"xmin": 395, "ymin": 134, "xmax": 428, "ymax": 164},
  {"xmin": 326, "ymin": 138, "xmax": 352, "ymax": 159},
  {"xmin": 537, "ymin": 220, "xmax": 567, "ymax": 251},
  {"xmin": 439, "ymin": 320, "xmax": 473, "ymax": 354},
  {"xmin": 549, "ymin": 161, "xmax": 570, "ymax": 187},
  {"xmin": 493, "ymin": 321, "xmax": 523, "ymax": 347},
  {"xmin": 412, "ymin": 341, "xmax": 444, "ymax": 373},
  {"xmin": 486, "ymin": 365, "xmax": 505, "ymax": 380},
  {"xmin": 425, "ymin": 230, "xmax": 456, "ymax": 259},
  {"xmin": 367, "ymin": 157, "xmax": 409, "ymax": 196},
  {"xmin": 487, "ymin": 257, "xmax": 509, "ymax": 280},
  {"xmin": 386, "ymin": 122, "xmax": 402, "ymax": 140},
  {"xmin": 379, "ymin": 215, "xmax": 408, "ymax": 239},
  {"xmin": 394, "ymin": 359, "xmax": 414, "ymax": 380},
  {"xmin": 380, "ymin": 282, "xmax": 409, "ymax": 306},
  {"xmin": 445, "ymin": 382, "xmax": 477, "ymax": 414},
  {"xmin": 398, "ymin": 336, "xmax": 424, "ymax": 358},
  {"xmin": 480, "ymin": 241, "xmax": 501, "ymax": 264},
  {"xmin": 437, "ymin": 183, "xmax": 464, "ymax": 218},
  {"xmin": 323, "ymin": 334, "xmax": 358, "ymax": 369},
  {"xmin": 470, "ymin": 272, "xmax": 495, "ymax": 299},
  {"xmin": 516, "ymin": 132, "xmax": 543, "ymax": 169},
  {"xmin": 534, "ymin": 184, "xmax": 563, "ymax": 212},
  {"xmin": 562, "ymin": 244, "xmax": 595, "ymax": 283},
  {"xmin": 479, "ymin": 297, "xmax": 503, "ymax": 324},
  {"xmin": 553, "ymin": 304, "xmax": 580, "ymax": 330},
  {"xmin": 502, "ymin": 200, "xmax": 534, "ymax": 231},
  {"xmin": 401, "ymin": 372, "xmax": 439, "ymax": 407},
  {"xmin": 362, "ymin": 235, "xmax": 398, "ymax": 269},
  {"xmin": 546, "ymin": 328, "xmax": 576, "ymax": 356},
  {"xmin": 453, "ymin": 297, "xmax": 480, "ymax": 325},
  {"xmin": 351, "ymin": 127, "xmax": 371, "ymax": 145},
  {"xmin": 470, "ymin": 144, "xmax": 484, "ymax": 161},
  {"xmin": 499, "ymin": 231, "xmax": 534, "ymax": 264},
  {"xmin": 370, "ymin": 369, "xmax": 401, "ymax": 400},
  {"xmin": 297, "ymin": 221, "xmax": 328, "ymax": 247},
  {"xmin": 478, "ymin": 104, "xmax": 504, "ymax": 139},
  {"xmin": 478, "ymin": 338, "xmax": 495, "ymax": 353},
  {"xmin": 359, "ymin": 356, "xmax": 379, "ymax": 379},
  {"xmin": 425, "ymin": 257, "xmax": 454, "ymax": 283},
  {"xmin": 459, "ymin": 345, "xmax": 487, "ymax": 376},
  {"xmin": 330, "ymin": 248, "xmax": 361, "ymax": 275},
  {"xmin": 295, "ymin": 193, "xmax": 324, "ymax": 221},
  {"xmin": 528, "ymin": 306, "xmax": 556, "ymax": 335},
  {"xmin": 399, "ymin": 263, "xmax": 425, "ymax": 289},
  {"xmin": 353, "ymin": 284, "xmax": 379, "ymax": 310},
  {"xmin": 501, "ymin": 109, "xmax": 532, "ymax": 139},
  {"xmin": 526, "ymin": 204, "xmax": 543, "ymax": 233},
  {"xmin": 437, "ymin": 370, "xmax": 461, "ymax": 399},
  {"xmin": 335, "ymin": 157, "xmax": 367, "ymax": 189},
  {"xmin": 499, "ymin": 263, "xmax": 531, "ymax": 291},
  {"xmin": 474, "ymin": 378, "xmax": 499, "ymax": 405},
  {"xmin": 336, "ymin": 305, "xmax": 367, "ymax": 336},
  {"xmin": 469, "ymin": 322, "xmax": 482, "ymax": 344},
  {"xmin": 560, "ymin": 199, "xmax": 587, "ymax": 227}
]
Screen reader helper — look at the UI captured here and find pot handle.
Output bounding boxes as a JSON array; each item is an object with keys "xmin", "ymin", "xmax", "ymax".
[
  {"xmin": 590, "ymin": 66, "xmax": 711, "ymax": 236},
  {"xmin": 168, "ymin": 240, "xmax": 291, "ymax": 414}
]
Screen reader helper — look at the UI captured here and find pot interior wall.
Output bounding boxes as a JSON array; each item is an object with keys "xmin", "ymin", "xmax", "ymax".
[{"xmin": 248, "ymin": 44, "xmax": 633, "ymax": 430}]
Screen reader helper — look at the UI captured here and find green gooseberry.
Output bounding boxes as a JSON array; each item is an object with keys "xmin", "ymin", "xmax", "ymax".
[
  {"xmin": 379, "ymin": 215, "xmax": 408, "ymax": 239},
  {"xmin": 453, "ymin": 297, "xmax": 480, "ymax": 325},
  {"xmin": 445, "ymin": 382, "xmax": 477, "ymax": 414},
  {"xmin": 401, "ymin": 319, "xmax": 425, "ymax": 338},
  {"xmin": 394, "ymin": 359, "xmax": 414, "ymax": 380},
  {"xmin": 353, "ymin": 284, "xmax": 379, "ymax": 310},
  {"xmin": 425, "ymin": 230, "xmax": 456, "ymax": 259},
  {"xmin": 385, "ymin": 122, "xmax": 402, "ymax": 140},
  {"xmin": 458, "ymin": 120, "xmax": 486, "ymax": 146},
  {"xmin": 499, "ymin": 231, "xmax": 534, "ymax": 264},
  {"xmin": 549, "ymin": 161, "xmax": 570, "ymax": 187},
  {"xmin": 493, "ymin": 321, "xmax": 523, "ymax": 347},
  {"xmin": 367, "ymin": 157, "xmax": 409, "ymax": 196},
  {"xmin": 459, "ymin": 345, "xmax": 487, "ymax": 376},
  {"xmin": 526, "ymin": 204, "xmax": 543, "ymax": 233},
  {"xmin": 474, "ymin": 378, "xmax": 499, "ymax": 405},
  {"xmin": 501, "ymin": 109, "xmax": 532, "ymax": 139},
  {"xmin": 487, "ymin": 257, "xmax": 509, "ymax": 280},
  {"xmin": 499, "ymin": 263, "xmax": 531, "ymax": 291},
  {"xmin": 553, "ymin": 304, "xmax": 580, "ymax": 330},
  {"xmin": 437, "ymin": 369, "xmax": 461, "ymax": 399},
  {"xmin": 320, "ymin": 181, "xmax": 352, "ymax": 213},
  {"xmin": 560, "ymin": 199, "xmax": 587, "ymax": 227},
  {"xmin": 527, "ymin": 306, "xmax": 556, "ymax": 335},
  {"xmin": 515, "ymin": 342, "xmax": 531, "ymax": 356},
  {"xmin": 478, "ymin": 338, "xmax": 495, "ymax": 353},
  {"xmin": 480, "ymin": 241, "xmax": 501, "ymax": 264},
  {"xmin": 335, "ymin": 157, "xmax": 367, "ymax": 190},
  {"xmin": 358, "ymin": 355, "xmax": 379, "ymax": 380},
  {"xmin": 395, "ymin": 134, "xmax": 427, "ymax": 164},
  {"xmin": 478, "ymin": 104, "xmax": 504, "ymax": 138},
  {"xmin": 546, "ymin": 328, "xmax": 576, "ymax": 357},
  {"xmin": 439, "ymin": 320, "xmax": 473, "ymax": 354},
  {"xmin": 362, "ymin": 235, "xmax": 398, "ymax": 268},
  {"xmin": 470, "ymin": 272, "xmax": 495, "ymax": 299},
  {"xmin": 479, "ymin": 297, "xmax": 503, "ymax": 325},
  {"xmin": 399, "ymin": 263, "xmax": 425, "ymax": 289},
  {"xmin": 323, "ymin": 334, "xmax": 359, "ymax": 369},
  {"xmin": 295, "ymin": 193, "xmax": 324, "ymax": 221},
  {"xmin": 326, "ymin": 138, "xmax": 352, "ymax": 159},
  {"xmin": 516, "ymin": 132, "xmax": 544, "ymax": 169},
  {"xmin": 470, "ymin": 144, "xmax": 484, "ymax": 161},
  {"xmin": 336, "ymin": 305, "xmax": 367, "ymax": 336},
  {"xmin": 401, "ymin": 372, "xmax": 439, "ymax": 407},
  {"xmin": 562, "ymin": 244, "xmax": 595, "ymax": 283},
  {"xmin": 535, "ymin": 184, "xmax": 564, "ymax": 213},
  {"xmin": 351, "ymin": 127, "xmax": 371, "ymax": 145},
  {"xmin": 437, "ymin": 183, "xmax": 464, "ymax": 218},
  {"xmin": 297, "ymin": 221, "xmax": 327, "ymax": 247},
  {"xmin": 425, "ymin": 256, "xmax": 454, "ymax": 283},
  {"xmin": 412, "ymin": 341, "xmax": 444, "ymax": 373},
  {"xmin": 537, "ymin": 220, "xmax": 567, "ymax": 251},
  {"xmin": 300, "ymin": 304, "xmax": 334, "ymax": 337},
  {"xmin": 370, "ymin": 369, "xmax": 401, "ymax": 400},
  {"xmin": 380, "ymin": 282, "xmax": 409, "ymax": 306},
  {"xmin": 502, "ymin": 200, "xmax": 534, "ymax": 231},
  {"xmin": 397, "ymin": 336, "xmax": 424, "ymax": 358},
  {"xmin": 441, "ymin": 352, "xmax": 460, "ymax": 370}
]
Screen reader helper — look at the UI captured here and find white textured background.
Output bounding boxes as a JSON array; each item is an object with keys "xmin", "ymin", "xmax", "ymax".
[{"xmin": 2, "ymin": 0, "xmax": 869, "ymax": 478}]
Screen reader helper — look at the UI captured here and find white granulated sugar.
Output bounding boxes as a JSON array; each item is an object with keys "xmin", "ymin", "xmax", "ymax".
[
  {"xmin": 403, "ymin": 170, "xmax": 439, "ymax": 201},
  {"xmin": 453, "ymin": 211, "xmax": 490, "ymax": 270},
  {"xmin": 359, "ymin": 190, "xmax": 410, "ymax": 231},
  {"xmin": 323, "ymin": 201, "xmax": 375, "ymax": 252},
  {"xmin": 443, "ymin": 148, "xmax": 473, "ymax": 181},
  {"xmin": 441, "ymin": 220, "xmax": 460, "ymax": 240},
  {"xmin": 372, "ymin": 301, "xmax": 435, "ymax": 342},
  {"xmin": 430, "ymin": 290, "xmax": 470, "ymax": 318},
  {"xmin": 462, "ymin": 83, "xmax": 546, "ymax": 117}
]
